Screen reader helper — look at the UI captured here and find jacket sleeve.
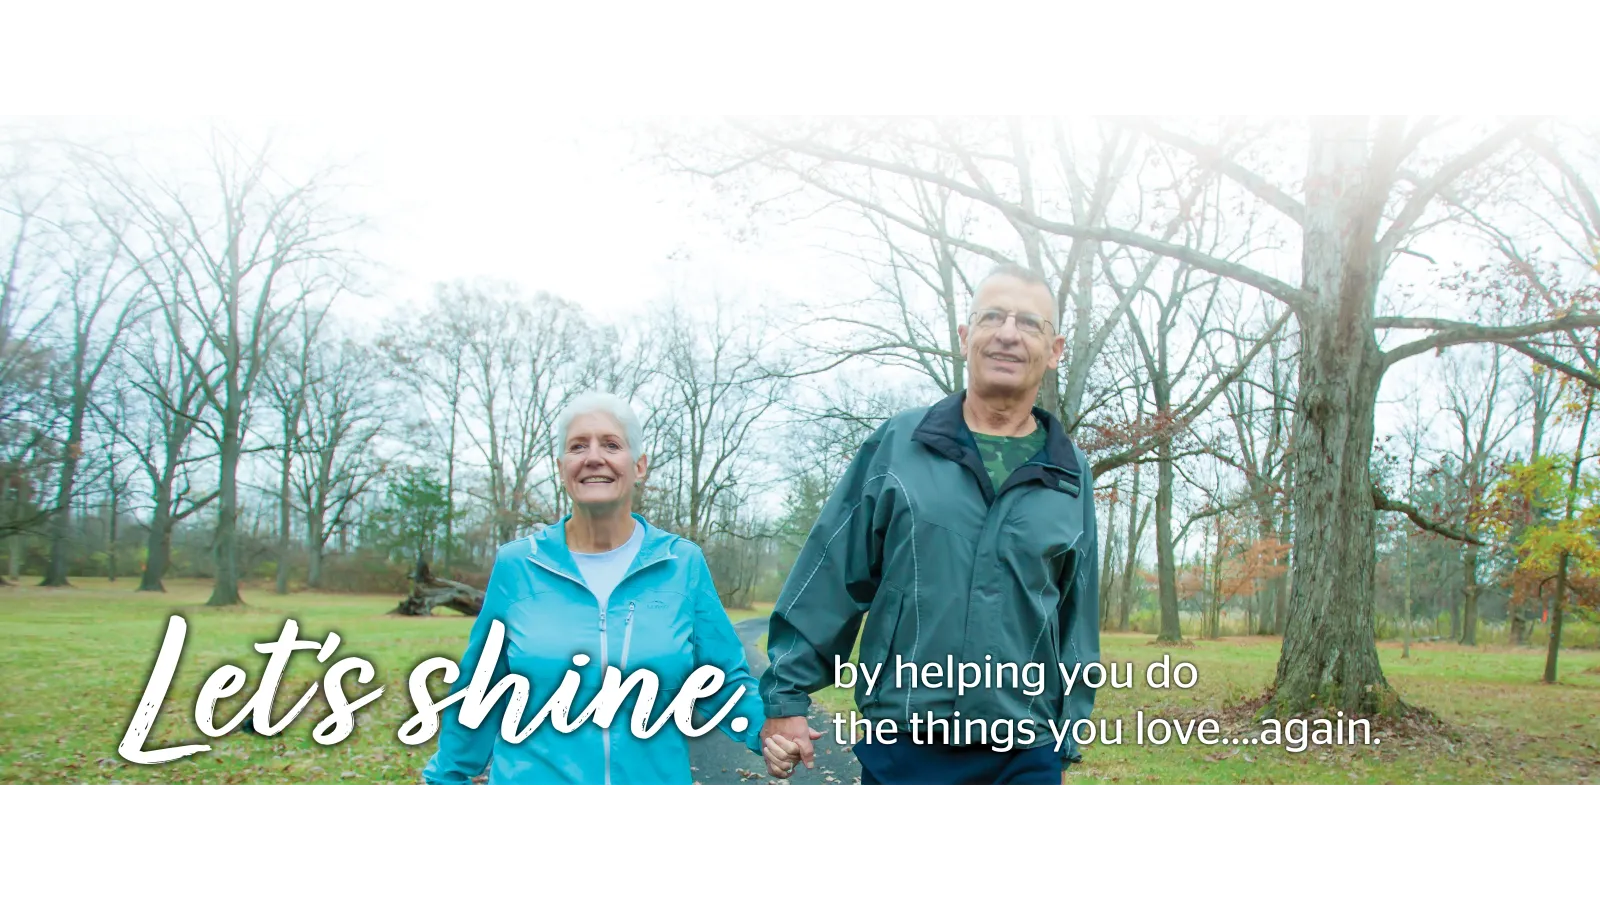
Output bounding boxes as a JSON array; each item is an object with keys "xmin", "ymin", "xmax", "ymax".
[
  {"xmin": 760, "ymin": 426, "xmax": 889, "ymax": 719},
  {"xmin": 686, "ymin": 545, "xmax": 767, "ymax": 753},
  {"xmin": 1056, "ymin": 449, "xmax": 1100, "ymax": 767},
  {"xmin": 420, "ymin": 553, "xmax": 514, "ymax": 785}
]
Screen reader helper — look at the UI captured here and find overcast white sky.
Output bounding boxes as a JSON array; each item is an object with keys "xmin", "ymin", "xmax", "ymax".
[
  {"xmin": 10, "ymin": 114, "xmax": 855, "ymax": 333},
  {"xmin": 231, "ymin": 116, "xmax": 854, "ymax": 328},
  {"xmin": 6, "ymin": 2, "xmax": 1585, "ymax": 356},
  {"xmin": 6, "ymin": 0, "xmax": 1591, "ymax": 563}
]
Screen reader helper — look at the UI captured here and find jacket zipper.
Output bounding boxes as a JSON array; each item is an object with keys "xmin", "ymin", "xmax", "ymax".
[
  {"xmin": 619, "ymin": 601, "xmax": 637, "ymax": 669},
  {"xmin": 599, "ymin": 607, "xmax": 610, "ymax": 785},
  {"xmin": 526, "ymin": 550, "xmax": 676, "ymax": 786}
]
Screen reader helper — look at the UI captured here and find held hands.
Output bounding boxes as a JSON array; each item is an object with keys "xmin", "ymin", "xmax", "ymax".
[{"xmin": 760, "ymin": 715, "xmax": 822, "ymax": 779}]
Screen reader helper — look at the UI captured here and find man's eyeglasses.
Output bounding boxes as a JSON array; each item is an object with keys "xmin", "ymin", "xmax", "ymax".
[{"xmin": 970, "ymin": 308, "xmax": 1055, "ymax": 336}]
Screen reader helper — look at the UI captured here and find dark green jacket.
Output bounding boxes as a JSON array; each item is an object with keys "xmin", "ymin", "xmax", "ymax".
[{"xmin": 761, "ymin": 391, "xmax": 1100, "ymax": 762}]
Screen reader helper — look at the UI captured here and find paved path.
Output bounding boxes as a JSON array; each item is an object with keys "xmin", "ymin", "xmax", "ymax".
[{"xmin": 688, "ymin": 618, "xmax": 860, "ymax": 786}]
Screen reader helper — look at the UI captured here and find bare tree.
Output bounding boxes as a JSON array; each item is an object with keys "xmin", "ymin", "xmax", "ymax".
[
  {"xmin": 1544, "ymin": 390, "xmax": 1592, "ymax": 683},
  {"xmin": 38, "ymin": 218, "xmax": 149, "ymax": 586},
  {"xmin": 89, "ymin": 381, "xmax": 138, "ymax": 581},
  {"xmin": 656, "ymin": 118, "xmax": 1147, "ymax": 429},
  {"xmin": 1102, "ymin": 197, "xmax": 1292, "ymax": 642},
  {"xmin": 652, "ymin": 297, "xmax": 788, "ymax": 545},
  {"xmin": 292, "ymin": 335, "xmax": 389, "ymax": 588},
  {"xmin": 450, "ymin": 282, "xmax": 598, "ymax": 540},
  {"xmin": 675, "ymin": 116, "xmax": 1600, "ymax": 717},
  {"xmin": 107, "ymin": 316, "xmax": 218, "ymax": 592},
  {"xmin": 378, "ymin": 286, "xmax": 471, "ymax": 572},
  {"xmin": 1511, "ymin": 362, "xmax": 1560, "ymax": 643},
  {"xmin": 91, "ymin": 127, "xmax": 359, "ymax": 606},
  {"xmin": 261, "ymin": 306, "xmax": 324, "ymax": 594},
  {"xmin": 0, "ymin": 174, "xmax": 60, "ymax": 566},
  {"xmin": 1438, "ymin": 347, "xmax": 1522, "ymax": 645},
  {"xmin": 1216, "ymin": 304, "xmax": 1297, "ymax": 636}
]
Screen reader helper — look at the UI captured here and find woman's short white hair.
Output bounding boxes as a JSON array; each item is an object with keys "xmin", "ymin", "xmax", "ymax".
[{"xmin": 555, "ymin": 391, "xmax": 645, "ymax": 458}]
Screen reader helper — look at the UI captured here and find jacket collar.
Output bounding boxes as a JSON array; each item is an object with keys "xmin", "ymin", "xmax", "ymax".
[
  {"xmin": 912, "ymin": 390, "xmax": 1083, "ymax": 497},
  {"xmin": 526, "ymin": 512, "xmax": 678, "ymax": 582}
]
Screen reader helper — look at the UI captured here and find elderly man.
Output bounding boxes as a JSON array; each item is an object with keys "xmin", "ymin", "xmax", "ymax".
[{"xmin": 759, "ymin": 263, "xmax": 1099, "ymax": 785}]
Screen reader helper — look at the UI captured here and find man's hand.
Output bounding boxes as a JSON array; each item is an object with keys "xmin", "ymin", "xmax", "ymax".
[{"xmin": 760, "ymin": 715, "xmax": 822, "ymax": 779}]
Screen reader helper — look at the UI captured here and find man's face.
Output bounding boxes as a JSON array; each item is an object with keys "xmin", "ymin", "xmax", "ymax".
[
  {"xmin": 958, "ymin": 275, "xmax": 1065, "ymax": 399},
  {"xmin": 560, "ymin": 412, "xmax": 648, "ymax": 512}
]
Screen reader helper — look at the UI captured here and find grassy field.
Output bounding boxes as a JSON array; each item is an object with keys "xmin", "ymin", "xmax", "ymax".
[
  {"xmin": 2, "ymin": 580, "xmax": 1595, "ymax": 784},
  {"xmin": 0, "ymin": 580, "xmax": 772, "ymax": 785}
]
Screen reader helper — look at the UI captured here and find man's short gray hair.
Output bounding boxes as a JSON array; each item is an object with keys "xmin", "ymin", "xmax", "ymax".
[
  {"xmin": 555, "ymin": 391, "xmax": 645, "ymax": 458},
  {"xmin": 970, "ymin": 262, "xmax": 1059, "ymax": 329},
  {"xmin": 977, "ymin": 261, "xmax": 1051, "ymax": 293}
]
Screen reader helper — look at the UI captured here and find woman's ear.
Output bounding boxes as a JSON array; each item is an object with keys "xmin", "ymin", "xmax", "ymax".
[{"xmin": 635, "ymin": 453, "xmax": 649, "ymax": 482}]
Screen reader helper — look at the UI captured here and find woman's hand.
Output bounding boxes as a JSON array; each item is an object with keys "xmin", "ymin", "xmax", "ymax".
[{"xmin": 762, "ymin": 726, "xmax": 823, "ymax": 779}]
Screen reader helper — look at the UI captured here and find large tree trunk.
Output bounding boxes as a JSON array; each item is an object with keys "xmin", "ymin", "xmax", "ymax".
[
  {"xmin": 207, "ymin": 407, "xmax": 243, "ymax": 607},
  {"xmin": 1268, "ymin": 118, "xmax": 1394, "ymax": 718},
  {"xmin": 1459, "ymin": 544, "xmax": 1479, "ymax": 646},
  {"xmin": 1544, "ymin": 396, "xmax": 1591, "ymax": 682},
  {"xmin": 1253, "ymin": 498, "xmax": 1284, "ymax": 635},
  {"xmin": 1099, "ymin": 487, "xmax": 1119, "ymax": 630},
  {"xmin": 444, "ymin": 405, "xmax": 457, "ymax": 574},
  {"xmin": 1118, "ymin": 463, "xmax": 1143, "ymax": 631},
  {"xmin": 41, "ymin": 413, "xmax": 84, "ymax": 587},
  {"xmin": 1259, "ymin": 576, "xmax": 1283, "ymax": 636},
  {"xmin": 1272, "ymin": 331, "xmax": 1389, "ymax": 714},
  {"xmin": 1402, "ymin": 525, "xmax": 1413, "ymax": 659},
  {"xmin": 1543, "ymin": 553, "xmax": 1568, "ymax": 684},
  {"xmin": 275, "ymin": 442, "xmax": 292, "ymax": 595},
  {"xmin": 139, "ymin": 524, "xmax": 172, "ymax": 592},
  {"xmin": 1258, "ymin": 517, "xmax": 1287, "ymax": 637},
  {"xmin": 1274, "ymin": 499, "xmax": 1292, "ymax": 634},
  {"xmin": 8, "ymin": 485, "xmax": 21, "ymax": 581},
  {"xmin": 107, "ymin": 493, "xmax": 118, "ymax": 581},
  {"xmin": 138, "ymin": 474, "xmax": 174, "ymax": 592},
  {"xmin": 306, "ymin": 509, "xmax": 325, "ymax": 590},
  {"xmin": 1208, "ymin": 520, "xmax": 1225, "ymax": 639},
  {"xmin": 1154, "ymin": 438, "xmax": 1182, "ymax": 643}
]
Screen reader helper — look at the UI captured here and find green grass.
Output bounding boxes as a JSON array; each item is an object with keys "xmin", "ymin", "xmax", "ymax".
[
  {"xmin": 0, "ymin": 580, "xmax": 776, "ymax": 785},
  {"xmin": 763, "ymin": 627, "xmax": 1600, "ymax": 784},
  {"xmin": 1, "ymin": 579, "xmax": 480, "ymax": 784},
  {"xmin": 1055, "ymin": 635, "xmax": 1600, "ymax": 783},
  {"xmin": 4, "ymin": 583, "xmax": 1596, "ymax": 783}
]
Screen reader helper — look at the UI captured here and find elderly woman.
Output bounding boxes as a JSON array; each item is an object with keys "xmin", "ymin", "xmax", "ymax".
[{"xmin": 421, "ymin": 392, "xmax": 770, "ymax": 784}]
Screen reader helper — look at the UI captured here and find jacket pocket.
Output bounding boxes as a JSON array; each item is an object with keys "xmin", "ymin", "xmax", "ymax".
[{"xmin": 859, "ymin": 584, "xmax": 905, "ymax": 675}]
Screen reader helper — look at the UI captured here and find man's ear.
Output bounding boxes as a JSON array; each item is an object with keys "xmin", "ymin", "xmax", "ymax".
[
  {"xmin": 958, "ymin": 323, "xmax": 971, "ymax": 358},
  {"xmin": 1048, "ymin": 332, "xmax": 1066, "ymax": 369}
]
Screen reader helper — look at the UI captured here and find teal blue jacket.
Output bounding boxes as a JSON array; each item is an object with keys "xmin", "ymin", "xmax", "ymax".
[{"xmin": 422, "ymin": 514, "xmax": 765, "ymax": 784}]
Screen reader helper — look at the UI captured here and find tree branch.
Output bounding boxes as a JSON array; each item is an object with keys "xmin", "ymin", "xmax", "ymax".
[
  {"xmin": 1372, "ymin": 485, "xmax": 1483, "ymax": 545},
  {"xmin": 1121, "ymin": 118, "xmax": 1305, "ymax": 223},
  {"xmin": 729, "ymin": 121, "xmax": 1315, "ymax": 313},
  {"xmin": 1379, "ymin": 313, "xmax": 1600, "ymax": 375},
  {"xmin": 1376, "ymin": 118, "xmax": 1540, "ymax": 258}
]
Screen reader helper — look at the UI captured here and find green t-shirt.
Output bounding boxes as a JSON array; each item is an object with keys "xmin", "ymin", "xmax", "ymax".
[{"xmin": 971, "ymin": 428, "xmax": 1046, "ymax": 495}]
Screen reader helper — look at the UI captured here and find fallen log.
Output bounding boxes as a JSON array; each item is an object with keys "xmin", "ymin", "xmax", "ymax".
[{"xmin": 393, "ymin": 558, "xmax": 484, "ymax": 617}]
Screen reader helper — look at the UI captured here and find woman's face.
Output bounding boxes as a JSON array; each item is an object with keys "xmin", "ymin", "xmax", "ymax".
[{"xmin": 560, "ymin": 411, "xmax": 647, "ymax": 512}]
